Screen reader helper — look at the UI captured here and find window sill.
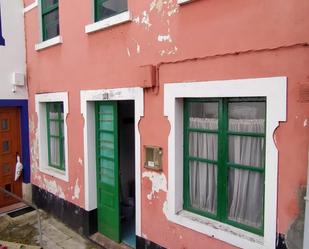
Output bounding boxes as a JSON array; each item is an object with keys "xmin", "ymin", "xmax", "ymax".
[
  {"xmin": 167, "ymin": 210, "xmax": 264, "ymax": 249},
  {"xmin": 85, "ymin": 11, "xmax": 132, "ymax": 34},
  {"xmin": 35, "ymin": 36, "xmax": 63, "ymax": 51},
  {"xmin": 177, "ymin": 0, "xmax": 194, "ymax": 5},
  {"xmin": 39, "ymin": 166, "xmax": 68, "ymax": 182}
]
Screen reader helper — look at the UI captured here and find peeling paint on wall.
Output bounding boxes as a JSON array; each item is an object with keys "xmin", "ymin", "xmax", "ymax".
[
  {"xmin": 78, "ymin": 157, "xmax": 83, "ymax": 166},
  {"xmin": 42, "ymin": 177, "xmax": 66, "ymax": 199},
  {"xmin": 158, "ymin": 34, "xmax": 172, "ymax": 42},
  {"xmin": 72, "ymin": 178, "xmax": 81, "ymax": 200},
  {"xmin": 142, "ymin": 171, "xmax": 167, "ymax": 200}
]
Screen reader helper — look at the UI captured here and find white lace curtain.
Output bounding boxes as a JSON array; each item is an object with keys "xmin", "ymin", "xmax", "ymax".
[
  {"xmin": 189, "ymin": 117, "xmax": 264, "ymax": 228},
  {"xmin": 49, "ymin": 111, "xmax": 60, "ymax": 166}
]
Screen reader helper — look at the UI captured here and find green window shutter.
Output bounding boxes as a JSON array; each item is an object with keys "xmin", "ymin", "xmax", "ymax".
[
  {"xmin": 183, "ymin": 97, "xmax": 266, "ymax": 235},
  {"xmin": 46, "ymin": 102, "xmax": 65, "ymax": 171},
  {"xmin": 41, "ymin": 0, "xmax": 59, "ymax": 41}
]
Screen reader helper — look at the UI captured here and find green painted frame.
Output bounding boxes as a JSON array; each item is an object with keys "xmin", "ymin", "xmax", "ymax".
[
  {"xmin": 183, "ymin": 97, "xmax": 266, "ymax": 235},
  {"xmin": 41, "ymin": 0, "xmax": 59, "ymax": 41},
  {"xmin": 95, "ymin": 101, "xmax": 120, "ymax": 242},
  {"xmin": 46, "ymin": 102, "xmax": 65, "ymax": 170}
]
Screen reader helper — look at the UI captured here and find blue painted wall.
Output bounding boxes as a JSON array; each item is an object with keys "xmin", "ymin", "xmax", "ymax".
[
  {"xmin": 0, "ymin": 3, "xmax": 5, "ymax": 46},
  {"xmin": 0, "ymin": 100, "xmax": 30, "ymax": 183}
]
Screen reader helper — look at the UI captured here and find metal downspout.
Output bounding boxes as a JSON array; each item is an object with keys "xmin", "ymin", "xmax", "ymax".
[{"xmin": 303, "ymin": 148, "xmax": 309, "ymax": 249}]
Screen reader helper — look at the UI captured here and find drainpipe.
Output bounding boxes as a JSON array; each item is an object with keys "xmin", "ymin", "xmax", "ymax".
[{"xmin": 303, "ymin": 148, "xmax": 309, "ymax": 249}]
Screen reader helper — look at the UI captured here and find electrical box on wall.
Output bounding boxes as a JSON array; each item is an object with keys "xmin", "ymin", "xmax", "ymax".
[
  {"xmin": 144, "ymin": 146, "xmax": 162, "ymax": 171},
  {"xmin": 12, "ymin": 72, "xmax": 25, "ymax": 86}
]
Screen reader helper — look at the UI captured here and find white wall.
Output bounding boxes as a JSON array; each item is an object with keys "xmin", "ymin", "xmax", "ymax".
[{"xmin": 0, "ymin": 0, "xmax": 27, "ymax": 100}]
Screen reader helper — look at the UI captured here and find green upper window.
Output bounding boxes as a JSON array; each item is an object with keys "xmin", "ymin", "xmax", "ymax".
[
  {"xmin": 95, "ymin": 0, "xmax": 128, "ymax": 22},
  {"xmin": 183, "ymin": 97, "xmax": 266, "ymax": 235},
  {"xmin": 46, "ymin": 102, "xmax": 65, "ymax": 170},
  {"xmin": 41, "ymin": 0, "xmax": 59, "ymax": 41}
]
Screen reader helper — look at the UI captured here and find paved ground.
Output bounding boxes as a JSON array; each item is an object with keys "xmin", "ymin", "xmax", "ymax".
[{"xmin": 0, "ymin": 209, "xmax": 101, "ymax": 249}]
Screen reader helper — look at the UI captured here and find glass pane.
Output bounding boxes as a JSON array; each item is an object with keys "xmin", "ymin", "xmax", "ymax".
[
  {"xmin": 97, "ymin": 0, "xmax": 127, "ymax": 20},
  {"xmin": 50, "ymin": 137, "xmax": 60, "ymax": 166},
  {"xmin": 61, "ymin": 137, "xmax": 65, "ymax": 167},
  {"xmin": 43, "ymin": 10, "xmax": 59, "ymax": 40},
  {"xmin": 100, "ymin": 158, "xmax": 115, "ymax": 186},
  {"xmin": 2, "ymin": 164, "xmax": 11, "ymax": 175},
  {"xmin": 2, "ymin": 141, "xmax": 9, "ymax": 152},
  {"xmin": 228, "ymin": 102, "xmax": 265, "ymax": 133},
  {"xmin": 1, "ymin": 119, "xmax": 9, "ymax": 130},
  {"xmin": 228, "ymin": 168, "xmax": 263, "ymax": 228},
  {"xmin": 99, "ymin": 132, "xmax": 114, "ymax": 158},
  {"xmin": 189, "ymin": 132, "xmax": 218, "ymax": 161},
  {"xmin": 42, "ymin": 0, "xmax": 58, "ymax": 10},
  {"xmin": 49, "ymin": 120, "xmax": 59, "ymax": 136},
  {"xmin": 189, "ymin": 161, "xmax": 217, "ymax": 214},
  {"xmin": 188, "ymin": 102, "xmax": 218, "ymax": 130},
  {"xmin": 229, "ymin": 135, "xmax": 264, "ymax": 167},
  {"xmin": 99, "ymin": 105, "xmax": 114, "ymax": 131}
]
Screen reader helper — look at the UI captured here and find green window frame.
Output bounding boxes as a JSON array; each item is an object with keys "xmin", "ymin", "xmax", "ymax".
[
  {"xmin": 46, "ymin": 102, "xmax": 65, "ymax": 171},
  {"xmin": 94, "ymin": 0, "xmax": 128, "ymax": 22},
  {"xmin": 183, "ymin": 97, "xmax": 266, "ymax": 235},
  {"xmin": 41, "ymin": 0, "xmax": 59, "ymax": 41}
]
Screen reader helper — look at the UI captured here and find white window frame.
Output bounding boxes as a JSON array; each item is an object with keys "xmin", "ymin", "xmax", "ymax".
[
  {"xmin": 35, "ymin": 92, "xmax": 69, "ymax": 182},
  {"xmin": 35, "ymin": 0, "xmax": 63, "ymax": 51},
  {"xmin": 164, "ymin": 77, "xmax": 287, "ymax": 249}
]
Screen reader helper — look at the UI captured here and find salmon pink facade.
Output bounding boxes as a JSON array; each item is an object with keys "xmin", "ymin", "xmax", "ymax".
[{"xmin": 23, "ymin": 0, "xmax": 309, "ymax": 248}]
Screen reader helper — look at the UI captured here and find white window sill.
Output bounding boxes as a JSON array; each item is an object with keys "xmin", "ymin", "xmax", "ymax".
[
  {"xmin": 35, "ymin": 36, "xmax": 63, "ymax": 51},
  {"xmin": 168, "ymin": 210, "xmax": 264, "ymax": 249},
  {"xmin": 40, "ymin": 166, "xmax": 69, "ymax": 182},
  {"xmin": 85, "ymin": 11, "xmax": 132, "ymax": 34},
  {"xmin": 178, "ymin": 0, "xmax": 193, "ymax": 5}
]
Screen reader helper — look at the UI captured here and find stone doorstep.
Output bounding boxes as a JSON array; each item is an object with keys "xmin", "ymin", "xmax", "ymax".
[
  {"xmin": 90, "ymin": 233, "xmax": 132, "ymax": 249},
  {"xmin": 0, "ymin": 240, "xmax": 41, "ymax": 249}
]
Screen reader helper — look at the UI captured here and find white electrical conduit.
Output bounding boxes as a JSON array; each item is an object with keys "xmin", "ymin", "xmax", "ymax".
[{"xmin": 303, "ymin": 148, "xmax": 309, "ymax": 249}]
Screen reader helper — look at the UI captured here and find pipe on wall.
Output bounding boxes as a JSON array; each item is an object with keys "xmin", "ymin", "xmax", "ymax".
[{"xmin": 303, "ymin": 148, "xmax": 309, "ymax": 249}]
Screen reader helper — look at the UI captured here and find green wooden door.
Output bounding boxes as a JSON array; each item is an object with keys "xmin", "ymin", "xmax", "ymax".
[{"xmin": 95, "ymin": 101, "xmax": 120, "ymax": 242}]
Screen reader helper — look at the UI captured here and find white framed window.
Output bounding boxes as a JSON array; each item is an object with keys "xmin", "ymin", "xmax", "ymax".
[
  {"xmin": 85, "ymin": 0, "xmax": 132, "ymax": 34},
  {"xmin": 164, "ymin": 77, "xmax": 287, "ymax": 249},
  {"xmin": 35, "ymin": 0, "xmax": 63, "ymax": 51},
  {"xmin": 35, "ymin": 92, "xmax": 69, "ymax": 182}
]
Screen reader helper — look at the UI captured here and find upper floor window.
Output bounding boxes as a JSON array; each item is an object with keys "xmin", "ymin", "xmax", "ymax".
[
  {"xmin": 95, "ymin": 0, "xmax": 127, "ymax": 22},
  {"xmin": 183, "ymin": 97, "xmax": 266, "ymax": 235},
  {"xmin": 41, "ymin": 0, "xmax": 59, "ymax": 41}
]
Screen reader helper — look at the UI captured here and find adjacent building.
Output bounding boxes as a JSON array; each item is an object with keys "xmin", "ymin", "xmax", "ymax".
[
  {"xmin": 0, "ymin": 0, "xmax": 30, "ymax": 209},
  {"xmin": 23, "ymin": 0, "xmax": 309, "ymax": 248}
]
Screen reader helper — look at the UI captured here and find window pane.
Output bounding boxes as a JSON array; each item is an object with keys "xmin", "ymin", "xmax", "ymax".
[
  {"xmin": 99, "ymin": 132, "xmax": 115, "ymax": 158},
  {"xmin": 228, "ymin": 135, "xmax": 264, "ymax": 167},
  {"xmin": 2, "ymin": 140, "xmax": 9, "ymax": 153},
  {"xmin": 42, "ymin": 0, "xmax": 58, "ymax": 10},
  {"xmin": 188, "ymin": 102, "xmax": 218, "ymax": 130},
  {"xmin": 99, "ymin": 105, "xmax": 114, "ymax": 131},
  {"xmin": 228, "ymin": 102, "xmax": 265, "ymax": 133},
  {"xmin": 99, "ymin": 158, "xmax": 115, "ymax": 186},
  {"xmin": 49, "ymin": 120, "xmax": 59, "ymax": 136},
  {"xmin": 96, "ymin": 0, "xmax": 127, "ymax": 21},
  {"xmin": 43, "ymin": 10, "xmax": 59, "ymax": 40},
  {"xmin": 1, "ymin": 119, "xmax": 9, "ymax": 130},
  {"xmin": 228, "ymin": 168, "xmax": 263, "ymax": 228},
  {"xmin": 50, "ymin": 137, "xmax": 60, "ymax": 166},
  {"xmin": 189, "ymin": 132, "xmax": 218, "ymax": 161},
  {"xmin": 189, "ymin": 161, "xmax": 217, "ymax": 214}
]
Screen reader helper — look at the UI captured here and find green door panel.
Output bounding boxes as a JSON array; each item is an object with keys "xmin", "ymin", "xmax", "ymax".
[{"xmin": 95, "ymin": 101, "xmax": 120, "ymax": 242}]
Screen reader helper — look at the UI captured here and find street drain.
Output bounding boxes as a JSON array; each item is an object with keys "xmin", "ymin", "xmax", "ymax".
[{"xmin": 7, "ymin": 206, "xmax": 35, "ymax": 218}]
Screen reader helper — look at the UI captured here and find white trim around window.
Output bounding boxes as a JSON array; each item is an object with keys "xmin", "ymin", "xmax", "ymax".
[
  {"xmin": 177, "ymin": 0, "xmax": 194, "ymax": 5},
  {"xmin": 35, "ymin": 92, "xmax": 69, "ymax": 182},
  {"xmin": 164, "ymin": 77, "xmax": 287, "ymax": 249},
  {"xmin": 85, "ymin": 11, "xmax": 132, "ymax": 34},
  {"xmin": 35, "ymin": 36, "xmax": 63, "ymax": 51}
]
